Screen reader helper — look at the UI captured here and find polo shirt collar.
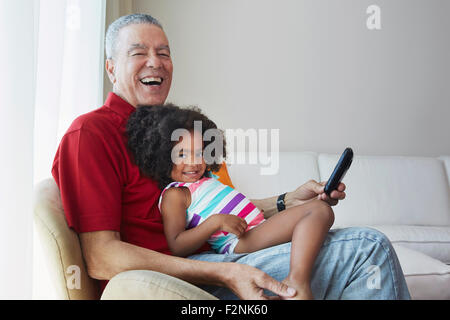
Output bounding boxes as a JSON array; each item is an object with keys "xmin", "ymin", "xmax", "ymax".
[{"xmin": 104, "ymin": 92, "xmax": 136, "ymax": 119}]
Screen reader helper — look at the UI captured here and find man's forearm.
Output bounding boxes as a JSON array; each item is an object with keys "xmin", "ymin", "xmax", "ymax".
[
  {"xmin": 81, "ymin": 232, "xmax": 226, "ymax": 288},
  {"xmin": 80, "ymin": 230, "xmax": 297, "ymax": 300},
  {"xmin": 251, "ymin": 192, "xmax": 303, "ymax": 219},
  {"xmin": 251, "ymin": 196, "xmax": 278, "ymax": 218}
]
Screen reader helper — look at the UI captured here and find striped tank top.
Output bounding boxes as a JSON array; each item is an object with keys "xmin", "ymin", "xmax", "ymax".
[{"xmin": 158, "ymin": 176, "xmax": 265, "ymax": 254}]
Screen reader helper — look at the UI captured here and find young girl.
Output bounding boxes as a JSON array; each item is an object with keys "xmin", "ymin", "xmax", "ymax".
[{"xmin": 126, "ymin": 104, "xmax": 335, "ymax": 300}]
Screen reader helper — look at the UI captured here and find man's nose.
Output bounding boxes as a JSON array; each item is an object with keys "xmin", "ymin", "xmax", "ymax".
[{"xmin": 145, "ymin": 53, "xmax": 162, "ymax": 69}]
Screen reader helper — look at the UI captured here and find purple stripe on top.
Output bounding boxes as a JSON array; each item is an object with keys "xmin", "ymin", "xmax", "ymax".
[
  {"xmin": 219, "ymin": 193, "xmax": 245, "ymax": 214},
  {"xmin": 221, "ymin": 243, "xmax": 231, "ymax": 254},
  {"xmin": 168, "ymin": 182, "xmax": 178, "ymax": 188},
  {"xmin": 187, "ymin": 213, "xmax": 201, "ymax": 229}
]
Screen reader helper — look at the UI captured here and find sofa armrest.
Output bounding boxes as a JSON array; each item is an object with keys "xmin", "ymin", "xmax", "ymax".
[{"xmin": 100, "ymin": 270, "xmax": 218, "ymax": 300}]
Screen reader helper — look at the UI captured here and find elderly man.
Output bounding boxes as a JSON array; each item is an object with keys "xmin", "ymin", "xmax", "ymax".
[{"xmin": 52, "ymin": 13, "xmax": 410, "ymax": 299}]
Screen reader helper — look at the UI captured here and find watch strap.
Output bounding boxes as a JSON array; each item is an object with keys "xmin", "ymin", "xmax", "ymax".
[{"xmin": 276, "ymin": 192, "xmax": 287, "ymax": 212}]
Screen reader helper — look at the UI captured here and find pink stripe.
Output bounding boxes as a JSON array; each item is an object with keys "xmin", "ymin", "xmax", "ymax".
[
  {"xmin": 237, "ymin": 203, "xmax": 256, "ymax": 219},
  {"xmin": 246, "ymin": 213, "xmax": 265, "ymax": 231},
  {"xmin": 188, "ymin": 180, "xmax": 203, "ymax": 194},
  {"xmin": 187, "ymin": 177, "xmax": 210, "ymax": 194},
  {"xmin": 211, "ymin": 230, "xmax": 224, "ymax": 237}
]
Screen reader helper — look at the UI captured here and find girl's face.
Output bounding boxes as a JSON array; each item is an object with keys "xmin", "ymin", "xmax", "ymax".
[{"xmin": 170, "ymin": 130, "xmax": 206, "ymax": 182}]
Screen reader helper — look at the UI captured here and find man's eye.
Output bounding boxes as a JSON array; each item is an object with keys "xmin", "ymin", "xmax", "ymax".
[{"xmin": 131, "ymin": 52, "xmax": 145, "ymax": 56}]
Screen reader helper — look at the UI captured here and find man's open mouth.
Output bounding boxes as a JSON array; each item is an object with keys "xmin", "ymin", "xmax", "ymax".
[{"xmin": 140, "ymin": 77, "xmax": 163, "ymax": 86}]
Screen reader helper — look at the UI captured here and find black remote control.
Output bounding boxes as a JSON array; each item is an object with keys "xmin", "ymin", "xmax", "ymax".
[{"xmin": 324, "ymin": 147, "xmax": 353, "ymax": 196}]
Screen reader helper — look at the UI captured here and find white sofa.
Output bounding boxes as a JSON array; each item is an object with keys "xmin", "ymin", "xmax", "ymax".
[{"xmin": 226, "ymin": 151, "xmax": 450, "ymax": 300}]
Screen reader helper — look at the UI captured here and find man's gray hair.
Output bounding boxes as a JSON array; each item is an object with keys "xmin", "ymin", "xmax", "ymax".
[{"xmin": 105, "ymin": 13, "xmax": 163, "ymax": 59}]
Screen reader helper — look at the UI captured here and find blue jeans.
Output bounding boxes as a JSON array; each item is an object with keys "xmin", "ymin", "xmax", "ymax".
[{"xmin": 188, "ymin": 227, "xmax": 411, "ymax": 299}]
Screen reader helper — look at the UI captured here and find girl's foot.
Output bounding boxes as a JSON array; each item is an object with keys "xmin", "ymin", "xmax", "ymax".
[{"xmin": 281, "ymin": 278, "xmax": 314, "ymax": 300}]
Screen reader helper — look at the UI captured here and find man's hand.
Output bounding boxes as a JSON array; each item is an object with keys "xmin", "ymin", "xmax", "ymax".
[
  {"xmin": 223, "ymin": 263, "xmax": 296, "ymax": 300},
  {"xmin": 287, "ymin": 180, "xmax": 346, "ymax": 207},
  {"xmin": 214, "ymin": 214, "xmax": 248, "ymax": 238}
]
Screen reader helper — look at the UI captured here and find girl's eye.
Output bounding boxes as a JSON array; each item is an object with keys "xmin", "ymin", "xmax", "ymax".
[{"xmin": 178, "ymin": 153, "xmax": 187, "ymax": 159}]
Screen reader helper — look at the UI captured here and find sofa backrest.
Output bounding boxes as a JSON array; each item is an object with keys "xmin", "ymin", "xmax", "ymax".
[
  {"xmin": 439, "ymin": 156, "xmax": 450, "ymax": 183},
  {"xmin": 227, "ymin": 152, "xmax": 450, "ymax": 228},
  {"xmin": 318, "ymin": 154, "xmax": 450, "ymax": 227},
  {"xmin": 226, "ymin": 152, "xmax": 320, "ymax": 199}
]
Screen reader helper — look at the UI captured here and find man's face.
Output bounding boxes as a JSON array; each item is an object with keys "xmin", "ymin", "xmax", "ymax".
[{"xmin": 106, "ymin": 23, "xmax": 173, "ymax": 107}]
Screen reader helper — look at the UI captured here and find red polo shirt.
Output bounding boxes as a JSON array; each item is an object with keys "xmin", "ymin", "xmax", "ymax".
[{"xmin": 52, "ymin": 92, "xmax": 173, "ymax": 254}]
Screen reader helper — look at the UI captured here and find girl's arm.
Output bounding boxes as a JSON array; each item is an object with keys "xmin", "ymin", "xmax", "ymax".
[
  {"xmin": 161, "ymin": 187, "xmax": 221, "ymax": 257},
  {"xmin": 161, "ymin": 187, "xmax": 248, "ymax": 257}
]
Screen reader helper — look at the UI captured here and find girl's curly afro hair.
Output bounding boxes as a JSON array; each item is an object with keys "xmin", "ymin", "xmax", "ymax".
[{"xmin": 126, "ymin": 103, "xmax": 226, "ymax": 189}]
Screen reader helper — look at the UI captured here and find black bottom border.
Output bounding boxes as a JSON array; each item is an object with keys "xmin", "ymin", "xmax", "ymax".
[{"xmin": 1, "ymin": 300, "xmax": 449, "ymax": 318}]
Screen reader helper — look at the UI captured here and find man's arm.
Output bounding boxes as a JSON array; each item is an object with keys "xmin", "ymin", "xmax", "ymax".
[
  {"xmin": 79, "ymin": 230, "xmax": 296, "ymax": 299},
  {"xmin": 251, "ymin": 180, "xmax": 347, "ymax": 219},
  {"xmin": 80, "ymin": 230, "xmax": 223, "ymax": 284},
  {"xmin": 251, "ymin": 193, "xmax": 301, "ymax": 219}
]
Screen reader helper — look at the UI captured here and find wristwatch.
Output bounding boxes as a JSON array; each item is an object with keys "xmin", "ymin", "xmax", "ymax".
[{"xmin": 276, "ymin": 192, "xmax": 287, "ymax": 212}]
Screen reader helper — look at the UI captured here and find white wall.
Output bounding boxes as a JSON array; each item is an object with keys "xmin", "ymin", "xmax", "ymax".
[
  {"xmin": 131, "ymin": 0, "xmax": 450, "ymax": 157},
  {"xmin": 103, "ymin": 0, "xmax": 134, "ymax": 100}
]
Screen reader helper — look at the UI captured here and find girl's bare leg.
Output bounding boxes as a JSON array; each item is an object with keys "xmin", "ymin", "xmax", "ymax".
[{"xmin": 234, "ymin": 199, "xmax": 334, "ymax": 299}]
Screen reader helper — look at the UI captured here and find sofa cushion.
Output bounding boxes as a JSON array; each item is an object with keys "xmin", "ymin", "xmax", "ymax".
[
  {"xmin": 371, "ymin": 225, "xmax": 450, "ymax": 264},
  {"xmin": 393, "ymin": 244, "xmax": 450, "ymax": 300},
  {"xmin": 227, "ymin": 152, "xmax": 320, "ymax": 199},
  {"xmin": 318, "ymin": 154, "xmax": 450, "ymax": 227}
]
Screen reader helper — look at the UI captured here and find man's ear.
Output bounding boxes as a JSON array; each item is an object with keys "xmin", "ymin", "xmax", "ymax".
[{"xmin": 105, "ymin": 58, "xmax": 116, "ymax": 84}]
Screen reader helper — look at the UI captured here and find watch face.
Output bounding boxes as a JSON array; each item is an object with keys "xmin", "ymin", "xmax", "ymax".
[{"xmin": 277, "ymin": 194, "xmax": 286, "ymax": 212}]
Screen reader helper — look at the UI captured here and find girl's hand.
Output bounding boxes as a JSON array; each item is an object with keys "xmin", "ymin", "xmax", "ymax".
[{"xmin": 214, "ymin": 214, "xmax": 248, "ymax": 238}]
